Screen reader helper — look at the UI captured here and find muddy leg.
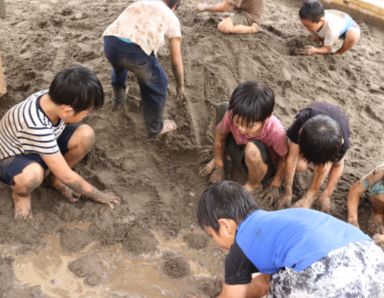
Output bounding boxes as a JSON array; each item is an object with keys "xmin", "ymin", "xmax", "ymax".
[{"xmin": 12, "ymin": 163, "xmax": 44, "ymax": 220}]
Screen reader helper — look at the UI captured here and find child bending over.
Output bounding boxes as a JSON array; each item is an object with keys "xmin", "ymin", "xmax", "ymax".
[
  {"xmin": 348, "ymin": 161, "xmax": 384, "ymax": 246},
  {"xmin": 277, "ymin": 102, "xmax": 349, "ymax": 212},
  {"xmin": 200, "ymin": 81, "xmax": 287, "ymax": 200},
  {"xmin": 298, "ymin": 0, "xmax": 360, "ymax": 55},
  {"xmin": 196, "ymin": 0, "xmax": 264, "ymax": 34},
  {"xmin": 197, "ymin": 181, "xmax": 384, "ymax": 297},
  {"xmin": 0, "ymin": 66, "xmax": 121, "ymax": 220}
]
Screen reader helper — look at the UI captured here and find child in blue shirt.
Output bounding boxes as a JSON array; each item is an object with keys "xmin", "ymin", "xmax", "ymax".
[
  {"xmin": 298, "ymin": 0, "xmax": 360, "ymax": 55},
  {"xmin": 197, "ymin": 181, "xmax": 384, "ymax": 297}
]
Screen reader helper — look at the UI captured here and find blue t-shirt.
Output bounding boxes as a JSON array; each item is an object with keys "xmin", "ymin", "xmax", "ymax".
[{"xmin": 235, "ymin": 208, "xmax": 370, "ymax": 275}]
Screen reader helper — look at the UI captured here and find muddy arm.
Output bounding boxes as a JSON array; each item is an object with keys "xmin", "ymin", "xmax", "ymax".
[
  {"xmin": 169, "ymin": 37, "xmax": 184, "ymax": 100},
  {"xmin": 347, "ymin": 181, "xmax": 364, "ymax": 227},
  {"xmin": 41, "ymin": 153, "xmax": 120, "ymax": 208}
]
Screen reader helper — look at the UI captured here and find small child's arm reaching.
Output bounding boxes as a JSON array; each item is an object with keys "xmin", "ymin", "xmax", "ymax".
[
  {"xmin": 42, "ymin": 153, "xmax": 121, "ymax": 208},
  {"xmin": 348, "ymin": 167, "xmax": 384, "ymax": 228},
  {"xmin": 278, "ymin": 141, "xmax": 300, "ymax": 208},
  {"xmin": 199, "ymin": 127, "xmax": 228, "ymax": 184},
  {"xmin": 347, "ymin": 180, "xmax": 364, "ymax": 228},
  {"xmin": 299, "ymin": 45, "xmax": 332, "ymax": 56}
]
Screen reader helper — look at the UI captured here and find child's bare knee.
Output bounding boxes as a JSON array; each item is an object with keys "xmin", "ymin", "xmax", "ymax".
[
  {"xmin": 244, "ymin": 142, "xmax": 263, "ymax": 164},
  {"xmin": 13, "ymin": 163, "xmax": 44, "ymax": 195},
  {"xmin": 73, "ymin": 124, "xmax": 96, "ymax": 149}
]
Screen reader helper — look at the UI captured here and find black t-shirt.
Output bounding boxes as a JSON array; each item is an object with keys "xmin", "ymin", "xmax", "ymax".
[
  {"xmin": 287, "ymin": 102, "xmax": 350, "ymax": 160},
  {"xmin": 225, "ymin": 242, "xmax": 258, "ymax": 285}
]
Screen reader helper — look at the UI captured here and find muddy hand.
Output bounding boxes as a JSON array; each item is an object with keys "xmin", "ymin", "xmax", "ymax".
[
  {"xmin": 261, "ymin": 186, "xmax": 280, "ymax": 206},
  {"xmin": 95, "ymin": 192, "xmax": 121, "ymax": 209},
  {"xmin": 209, "ymin": 167, "xmax": 224, "ymax": 184},
  {"xmin": 276, "ymin": 193, "xmax": 292, "ymax": 209},
  {"xmin": 293, "ymin": 197, "xmax": 312, "ymax": 209},
  {"xmin": 199, "ymin": 159, "xmax": 215, "ymax": 176},
  {"xmin": 298, "ymin": 46, "xmax": 316, "ymax": 56},
  {"xmin": 348, "ymin": 217, "xmax": 359, "ymax": 228},
  {"xmin": 319, "ymin": 195, "xmax": 331, "ymax": 213},
  {"xmin": 175, "ymin": 86, "xmax": 186, "ymax": 103}
]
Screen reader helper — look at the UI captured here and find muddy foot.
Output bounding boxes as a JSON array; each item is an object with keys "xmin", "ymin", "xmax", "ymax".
[
  {"xmin": 199, "ymin": 159, "xmax": 215, "ymax": 176},
  {"xmin": 158, "ymin": 119, "xmax": 177, "ymax": 135},
  {"xmin": 14, "ymin": 207, "xmax": 33, "ymax": 221}
]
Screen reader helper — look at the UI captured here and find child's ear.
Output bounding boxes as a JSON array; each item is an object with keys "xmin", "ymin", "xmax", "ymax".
[
  {"xmin": 60, "ymin": 105, "xmax": 75, "ymax": 115},
  {"xmin": 218, "ymin": 218, "xmax": 237, "ymax": 236}
]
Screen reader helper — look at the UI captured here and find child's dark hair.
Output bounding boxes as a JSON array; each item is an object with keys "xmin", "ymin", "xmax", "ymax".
[
  {"xmin": 228, "ymin": 81, "xmax": 274, "ymax": 127},
  {"xmin": 197, "ymin": 181, "xmax": 258, "ymax": 232},
  {"xmin": 165, "ymin": 0, "xmax": 181, "ymax": 9},
  {"xmin": 299, "ymin": 0, "xmax": 324, "ymax": 22},
  {"xmin": 49, "ymin": 66, "xmax": 104, "ymax": 113},
  {"xmin": 299, "ymin": 115, "xmax": 343, "ymax": 165}
]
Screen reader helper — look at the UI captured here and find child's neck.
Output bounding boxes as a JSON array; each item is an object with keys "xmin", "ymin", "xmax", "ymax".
[{"xmin": 39, "ymin": 94, "xmax": 60, "ymax": 124}]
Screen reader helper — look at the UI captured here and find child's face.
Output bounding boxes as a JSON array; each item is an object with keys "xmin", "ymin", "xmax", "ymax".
[
  {"xmin": 233, "ymin": 115, "xmax": 264, "ymax": 138},
  {"xmin": 300, "ymin": 18, "xmax": 323, "ymax": 32},
  {"xmin": 204, "ymin": 224, "xmax": 236, "ymax": 250}
]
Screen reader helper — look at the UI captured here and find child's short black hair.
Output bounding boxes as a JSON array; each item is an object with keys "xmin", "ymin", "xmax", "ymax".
[
  {"xmin": 49, "ymin": 66, "xmax": 104, "ymax": 113},
  {"xmin": 165, "ymin": 0, "xmax": 181, "ymax": 9},
  {"xmin": 299, "ymin": 115, "xmax": 343, "ymax": 165},
  {"xmin": 228, "ymin": 81, "xmax": 274, "ymax": 126},
  {"xmin": 197, "ymin": 181, "xmax": 258, "ymax": 232},
  {"xmin": 299, "ymin": 0, "xmax": 324, "ymax": 22}
]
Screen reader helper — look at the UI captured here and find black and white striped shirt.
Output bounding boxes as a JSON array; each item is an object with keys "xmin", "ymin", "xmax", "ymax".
[{"xmin": 0, "ymin": 90, "xmax": 66, "ymax": 160}]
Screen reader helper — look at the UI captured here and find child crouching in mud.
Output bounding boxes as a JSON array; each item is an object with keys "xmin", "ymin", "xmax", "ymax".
[
  {"xmin": 298, "ymin": 0, "xmax": 360, "ymax": 56},
  {"xmin": 197, "ymin": 181, "xmax": 384, "ymax": 297},
  {"xmin": 199, "ymin": 81, "xmax": 287, "ymax": 203},
  {"xmin": 348, "ymin": 161, "xmax": 384, "ymax": 247},
  {"xmin": 0, "ymin": 66, "xmax": 121, "ymax": 220}
]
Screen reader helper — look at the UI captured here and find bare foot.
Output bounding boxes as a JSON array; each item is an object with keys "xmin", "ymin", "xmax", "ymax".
[
  {"xmin": 49, "ymin": 177, "xmax": 81, "ymax": 203},
  {"xmin": 13, "ymin": 196, "xmax": 33, "ymax": 220},
  {"xmin": 158, "ymin": 119, "xmax": 177, "ymax": 135},
  {"xmin": 199, "ymin": 159, "xmax": 215, "ymax": 176}
]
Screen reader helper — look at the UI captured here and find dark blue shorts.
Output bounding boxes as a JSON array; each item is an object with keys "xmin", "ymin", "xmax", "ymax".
[{"xmin": 0, "ymin": 124, "xmax": 79, "ymax": 185}]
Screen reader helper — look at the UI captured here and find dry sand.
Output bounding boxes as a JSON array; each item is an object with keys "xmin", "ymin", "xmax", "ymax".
[{"xmin": 0, "ymin": 0, "xmax": 383, "ymax": 296}]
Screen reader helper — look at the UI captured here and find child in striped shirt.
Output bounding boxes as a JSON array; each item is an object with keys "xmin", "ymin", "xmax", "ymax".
[{"xmin": 0, "ymin": 66, "xmax": 120, "ymax": 220}]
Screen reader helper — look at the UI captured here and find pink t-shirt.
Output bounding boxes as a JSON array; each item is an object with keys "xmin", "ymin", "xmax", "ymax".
[{"xmin": 217, "ymin": 112, "xmax": 288, "ymax": 157}]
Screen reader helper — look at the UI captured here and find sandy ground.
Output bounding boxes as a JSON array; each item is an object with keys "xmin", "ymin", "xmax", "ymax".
[{"xmin": 0, "ymin": 0, "xmax": 383, "ymax": 297}]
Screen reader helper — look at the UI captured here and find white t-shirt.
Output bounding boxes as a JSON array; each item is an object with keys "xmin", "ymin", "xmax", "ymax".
[
  {"xmin": 103, "ymin": 0, "xmax": 181, "ymax": 56},
  {"xmin": 316, "ymin": 10, "xmax": 353, "ymax": 47}
]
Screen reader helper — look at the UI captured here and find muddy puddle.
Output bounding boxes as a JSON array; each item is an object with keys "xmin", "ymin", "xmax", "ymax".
[{"xmin": 10, "ymin": 230, "xmax": 214, "ymax": 298}]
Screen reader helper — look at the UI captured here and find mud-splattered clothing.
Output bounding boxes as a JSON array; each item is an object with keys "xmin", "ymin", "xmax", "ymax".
[
  {"xmin": 360, "ymin": 162, "xmax": 384, "ymax": 196},
  {"xmin": 227, "ymin": 0, "xmax": 265, "ymax": 24},
  {"xmin": 223, "ymin": 209, "xmax": 384, "ymax": 297},
  {"xmin": 315, "ymin": 10, "xmax": 359, "ymax": 47},
  {"xmin": 102, "ymin": 0, "xmax": 181, "ymax": 56}
]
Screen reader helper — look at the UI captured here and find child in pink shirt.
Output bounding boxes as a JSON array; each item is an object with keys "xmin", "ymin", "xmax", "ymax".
[{"xmin": 200, "ymin": 81, "xmax": 288, "ymax": 200}]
